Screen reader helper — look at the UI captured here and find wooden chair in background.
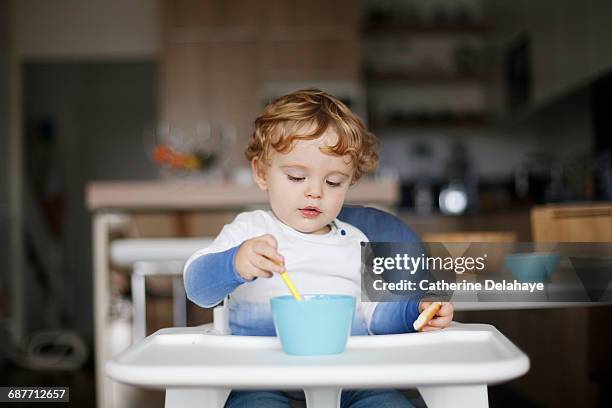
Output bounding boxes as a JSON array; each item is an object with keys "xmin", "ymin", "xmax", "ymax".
[
  {"xmin": 531, "ymin": 204, "xmax": 612, "ymax": 242},
  {"xmin": 422, "ymin": 231, "xmax": 517, "ymax": 243},
  {"xmin": 531, "ymin": 203, "xmax": 612, "ymax": 407},
  {"xmin": 449, "ymin": 205, "xmax": 612, "ymax": 406}
]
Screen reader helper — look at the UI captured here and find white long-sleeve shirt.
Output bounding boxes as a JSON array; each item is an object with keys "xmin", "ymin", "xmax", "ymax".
[{"xmin": 184, "ymin": 208, "xmax": 424, "ymax": 336}]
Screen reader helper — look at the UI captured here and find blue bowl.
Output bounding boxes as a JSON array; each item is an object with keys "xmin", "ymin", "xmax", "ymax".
[
  {"xmin": 270, "ymin": 295, "xmax": 355, "ymax": 356},
  {"xmin": 505, "ymin": 253, "xmax": 561, "ymax": 283}
]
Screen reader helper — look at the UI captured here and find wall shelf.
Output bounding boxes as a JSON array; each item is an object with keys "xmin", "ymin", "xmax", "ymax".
[
  {"xmin": 361, "ymin": 15, "xmax": 489, "ymax": 133},
  {"xmin": 371, "ymin": 117, "xmax": 487, "ymax": 131},
  {"xmin": 365, "ymin": 71, "xmax": 487, "ymax": 83},
  {"xmin": 363, "ymin": 23, "xmax": 489, "ymax": 36}
]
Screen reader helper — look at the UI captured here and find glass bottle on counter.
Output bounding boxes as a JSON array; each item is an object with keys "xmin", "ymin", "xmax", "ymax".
[{"xmin": 440, "ymin": 140, "xmax": 478, "ymax": 214}]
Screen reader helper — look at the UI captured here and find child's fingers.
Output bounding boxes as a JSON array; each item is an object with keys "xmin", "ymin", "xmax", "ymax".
[
  {"xmin": 252, "ymin": 241, "xmax": 284, "ymax": 267},
  {"xmin": 419, "ymin": 301, "xmax": 431, "ymax": 313},
  {"xmin": 251, "ymin": 269, "xmax": 274, "ymax": 279},
  {"xmin": 245, "ymin": 260, "xmax": 274, "ymax": 278},
  {"xmin": 258, "ymin": 234, "xmax": 278, "ymax": 249},
  {"xmin": 426, "ymin": 314, "xmax": 452, "ymax": 328},
  {"xmin": 438, "ymin": 302, "xmax": 454, "ymax": 317},
  {"xmin": 252, "ymin": 255, "xmax": 284, "ymax": 274},
  {"xmin": 415, "ymin": 301, "xmax": 453, "ymax": 331}
]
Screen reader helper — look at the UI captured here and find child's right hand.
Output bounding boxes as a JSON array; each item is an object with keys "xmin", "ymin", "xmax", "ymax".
[{"xmin": 235, "ymin": 234, "xmax": 285, "ymax": 280}]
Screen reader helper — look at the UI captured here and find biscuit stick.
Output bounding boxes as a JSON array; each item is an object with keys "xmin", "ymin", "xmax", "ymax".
[{"xmin": 413, "ymin": 301, "xmax": 443, "ymax": 331}]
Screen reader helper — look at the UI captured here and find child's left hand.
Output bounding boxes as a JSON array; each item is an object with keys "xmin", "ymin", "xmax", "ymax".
[{"xmin": 417, "ymin": 301, "xmax": 454, "ymax": 331}]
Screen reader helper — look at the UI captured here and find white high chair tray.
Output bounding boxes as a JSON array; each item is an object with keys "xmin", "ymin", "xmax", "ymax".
[{"xmin": 106, "ymin": 323, "xmax": 528, "ymax": 389}]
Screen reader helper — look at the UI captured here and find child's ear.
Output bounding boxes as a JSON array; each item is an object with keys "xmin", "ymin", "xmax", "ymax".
[{"xmin": 251, "ymin": 157, "xmax": 268, "ymax": 191}]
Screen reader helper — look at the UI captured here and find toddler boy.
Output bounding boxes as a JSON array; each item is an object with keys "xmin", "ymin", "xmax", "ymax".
[{"xmin": 184, "ymin": 89, "xmax": 453, "ymax": 407}]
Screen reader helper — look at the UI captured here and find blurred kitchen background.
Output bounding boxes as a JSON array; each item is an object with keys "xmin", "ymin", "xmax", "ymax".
[{"xmin": 1, "ymin": 0, "xmax": 611, "ymax": 407}]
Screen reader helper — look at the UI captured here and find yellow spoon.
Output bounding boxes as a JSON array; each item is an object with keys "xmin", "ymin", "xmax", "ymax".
[
  {"xmin": 274, "ymin": 259, "xmax": 303, "ymax": 301},
  {"xmin": 280, "ymin": 271, "xmax": 303, "ymax": 301}
]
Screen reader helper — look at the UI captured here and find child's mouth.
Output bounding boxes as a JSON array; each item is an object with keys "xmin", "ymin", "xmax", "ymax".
[{"xmin": 299, "ymin": 207, "xmax": 321, "ymax": 218}]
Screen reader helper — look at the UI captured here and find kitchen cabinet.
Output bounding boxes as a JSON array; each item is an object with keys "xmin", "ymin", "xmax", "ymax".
[
  {"xmin": 160, "ymin": 0, "xmax": 361, "ymax": 168},
  {"xmin": 519, "ymin": 0, "xmax": 589, "ymax": 105},
  {"xmin": 587, "ymin": 0, "xmax": 612, "ymax": 80},
  {"xmin": 485, "ymin": 0, "xmax": 612, "ymax": 115}
]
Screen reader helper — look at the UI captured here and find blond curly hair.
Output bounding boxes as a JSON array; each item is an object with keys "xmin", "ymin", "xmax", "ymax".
[{"xmin": 245, "ymin": 89, "xmax": 378, "ymax": 182}]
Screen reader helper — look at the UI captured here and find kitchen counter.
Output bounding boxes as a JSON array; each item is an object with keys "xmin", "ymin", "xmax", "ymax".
[{"xmin": 86, "ymin": 179, "xmax": 399, "ymax": 211}]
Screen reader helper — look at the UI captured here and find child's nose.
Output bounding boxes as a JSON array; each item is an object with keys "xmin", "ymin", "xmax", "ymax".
[{"xmin": 305, "ymin": 180, "xmax": 323, "ymax": 199}]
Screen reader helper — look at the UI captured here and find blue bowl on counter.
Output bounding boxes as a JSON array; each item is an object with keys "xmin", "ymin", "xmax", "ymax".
[
  {"xmin": 505, "ymin": 253, "xmax": 561, "ymax": 283},
  {"xmin": 270, "ymin": 294, "xmax": 355, "ymax": 356}
]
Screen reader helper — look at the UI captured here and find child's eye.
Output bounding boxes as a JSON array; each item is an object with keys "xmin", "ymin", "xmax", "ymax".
[
  {"xmin": 326, "ymin": 180, "xmax": 342, "ymax": 187},
  {"xmin": 287, "ymin": 175, "xmax": 305, "ymax": 182}
]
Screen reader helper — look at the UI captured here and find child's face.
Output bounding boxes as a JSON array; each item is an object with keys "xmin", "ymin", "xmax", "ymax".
[{"xmin": 252, "ymin": 128, "xmax": 354, "ymax": 234}]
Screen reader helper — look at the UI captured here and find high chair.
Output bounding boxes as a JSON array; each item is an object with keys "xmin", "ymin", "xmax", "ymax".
[{"xmin": 106, "ymin": 209, "xmax": 530, "ymax": 407}]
